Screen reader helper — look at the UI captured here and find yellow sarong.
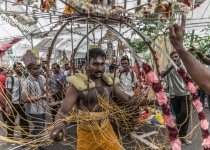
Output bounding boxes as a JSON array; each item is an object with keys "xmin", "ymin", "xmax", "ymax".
[{"xmin": 77, "ymin": 110, "xmax": 122, "ymax": 150}]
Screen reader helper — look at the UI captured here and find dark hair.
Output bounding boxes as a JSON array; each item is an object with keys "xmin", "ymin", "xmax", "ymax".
[
  {"xmin": 121, "ymin": 55, "xmax": 130, "ymax": 63},
  {"xmin": 0, "ymin": 68, "xmax": 3, "ymax": 73},
  {"xmin": 26, "ymin": 62, "xmax": 40, "ymax": 70},
  {"xmin": 42, "ymin": 60, "xmax": 47, "ymax": 63},
  {"xmin": 170, "ymin": 51, "xmax": 178, "ymax": 57},
  {"xmin": 13, "ymin": 62, "xmax": 22, "ymax": 69},
  {"xmin": 52, "ymin": 63, "xmax": 60, "ymax": 69},
  {"xmin": 85, "ymin": 48, "xmax": 106, "ymax": 61},
  {"xmin": 64, "ymin": 63, "xmax": 68, "ymax": 67},
  {"xmin": 109, "ymin": 64, "xmax": 118, "ymax": 72}
]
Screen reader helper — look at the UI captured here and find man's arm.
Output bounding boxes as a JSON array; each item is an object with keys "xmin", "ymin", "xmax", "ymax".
[
  {"xmin": 21, "ymin": 81, "xmax": 47, "ymax": 103},
  {"xmin": 161, "ymin": 65, "xmax": 174, "ymax": 78},
  {"xmin": 5, "ymin": 77, "xmax": 12, "ymax": 101},
  {"xmin": 168, "ymin": 14, "xmax": 210, "ymax": 94},
  {"xmin": 188, "ymin": 47, "xmax": 210, "ymax": 65},
  {"xmin": 21, "ymin": 92, "xmax": 46, "ymax": 103},
  {"xmin": 51, "ymin": 84, "xmax": 79, "ymax": 141},
  {"xmin": 114, "ymin": 85, "xmax": 158, "ymax": 106}
]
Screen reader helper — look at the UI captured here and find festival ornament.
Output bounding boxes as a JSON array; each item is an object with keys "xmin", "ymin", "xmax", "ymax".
[
  {"xmin": 154, "ymin": 2, "xmax": 172, "ymax": 18},
  {"xmin": 0, "ymin": 38, "xmax": 21, "ymax": 58},
  {"xmin": 63, "ymin": 2, "xmax": 74, "ymax": 14},
  {"xmin": 177, "ymin": 68, "xmax": 210, "ymax": 150},
  {"xmin": 16, "ymin": 0, "xmax": 24, "ymax": 3},
  {"xmin": 40, "ymin": 0, "xmax": 56, "ymax": 12},
  {"xmin": 118, "ymin": 44, "xmax": 125, "ymax": 57},
  {"xmin": 142, "ymin": 62, "xmax": 181, "ymax": 150}
]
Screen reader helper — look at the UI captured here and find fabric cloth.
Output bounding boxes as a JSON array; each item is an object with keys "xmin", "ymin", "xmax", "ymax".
[
  {"xmin": 0, "ymin": 74, "xmax": 6, "ymax": 108},
  {"xmin": 28, "ymin": 113, "xmax": 47, "ymax": 150},
  {"xmin": 77, "ymin": 110, "xmax": 109, "ymax": 132},
  {"xmin": 22, "ymin": 75, "xmax": 45, "ymax": 114},
  {"xmin": 50, "ymin": 73, "xmax": 66, "ymax": 101},
  {"xmin": 163, "ymin": 64, "xmax": 190, "ymax": 96},
  {"xmin": 153, "ymin": 35, "xmax": 173, "ymax": 73},
  {"xmin": 5, "ymin": 74, "xmax": 26, "ymax": 104},
  {"xmin": 64, "ymin": 70, "xmax": 69, "ymax": 77},
  {"xmin": 7, "ymin": 104, "xmax": 29, "ymax": 138},
  {"xmin": 170, "ymin": 95, "xmax": 191, "ymax": 137},
  {"xmin": 199, "ymin": 88, "xmax": 210, "ymax": 108},
  {"xmin": 77, "ymin": 121, "xmax": 122, "ymax": 150},
  {"xmin": 0, "ymin": 74, "xmax": 6, "ymax": 93},
  {"xmin": 118, "ymin": 70, "xmax": 137, "ymax": 96}
]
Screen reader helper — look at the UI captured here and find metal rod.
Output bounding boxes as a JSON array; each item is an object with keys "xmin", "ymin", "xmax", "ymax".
[{"xmin": 26, "ymin": 5, "xmax": 28, "ymax": 16}]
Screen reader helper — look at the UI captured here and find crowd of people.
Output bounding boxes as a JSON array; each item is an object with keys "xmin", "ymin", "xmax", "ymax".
[{"xmin": 1, "ymin": 13, "xmax": 210, "ymax": 149}]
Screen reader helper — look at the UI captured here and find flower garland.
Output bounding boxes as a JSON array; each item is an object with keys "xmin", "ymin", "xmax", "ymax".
[
  {"xmin": 0, "ymin": 10, "xmax": 38, "ymax": 26},
  {"xmin": 67, "ymin": 0, "xmax": 191, "ymax": 18},
  {"xmin": 0, "ymin": 38, "xmax": 21, "ymax": 57},
  {"xmin": 177, "ymin": 68, "xmax": 210, "ymax": 150},
  {"xmin": 0, "ymin": 15, "xmax": 31, "ymax": 35},
  {"xmin": 142, "ymin": 62, "xmax": 181, "ymax": 150}
]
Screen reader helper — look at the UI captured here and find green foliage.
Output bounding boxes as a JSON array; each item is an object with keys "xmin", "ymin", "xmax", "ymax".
[{"xmin": 184, "ymin": 26, "xmax": 210, "ymax": 55}]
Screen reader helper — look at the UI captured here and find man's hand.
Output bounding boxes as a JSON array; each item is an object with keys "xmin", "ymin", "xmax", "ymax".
[
  {"xmin": 51, "ymin": 122, "xmax": 68, "ymax": 142},
  {"xmin": 169, "ymin": 14, "xmax": 186, "ymax": 51},
  {"xmin": 188, "ymin": 47, "xmax": 201, "ymax": 54},
  {"xmin": 5, "ymin": 105, "xmax": 11, "ymax": 115},
  {"xmin": 49, "ymin": 89, "xmax": 58, "ymax": 95}
]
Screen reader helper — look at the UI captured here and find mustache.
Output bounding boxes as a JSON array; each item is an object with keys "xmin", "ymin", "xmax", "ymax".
[{"xmin": 90, "ymin": 71, "xmax": 103, "ymax": 74}]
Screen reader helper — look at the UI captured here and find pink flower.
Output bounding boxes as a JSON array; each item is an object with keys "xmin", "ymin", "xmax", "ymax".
[
  {"xmin": 164, "ymin": 115, "xmax": 175, "ymax": 128},
  {"xmin": 188, "ymin": 82, "xmax": 196, "ymax": 93},
  {"xmin": 156, "ymin": 92, "xmax": 168, "ymax": 105},
  {"xmin": 147, "ymin": 71, "xmax": 158, "ymax": 83},
  {"xmin": 171, "ymin": 138, "xmax": 181, "ymax": 150},
  {"xmin": 142, "ymin": 62, "xmax": 152, "ymax": 74},
  {"xmin": 201, "ymin": 120, "xmax": 209, "ymax": 130},
  {"xmin": 202, "ymin": 136, "xmax": 210, "ymax": 149},
  {"xmin": 152, "ymin": 83, "xmax": 163, "ymax": 93},
  {"xmin": 193, "ymin": 100, "xmax": 203, "ymax": 112}
]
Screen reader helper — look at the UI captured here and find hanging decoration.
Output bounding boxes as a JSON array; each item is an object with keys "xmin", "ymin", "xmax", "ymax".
[
  {"xmin": 21, "ymin": 50, "xmax": 39, "ymax": 65},
  {"xmin": 142, "ymin": 62, "xmax": 181, "ymax": 150},
  {"xmin": 0, "ymin": 38, "xmax": 21, "ymax": 57},
  {"xmin": 63, "ymin": 1, "xmax": 74, "ymax": 14},
  {"xmin": 177, "ymin": 68, "xmax": 210, "ymax": 150},
  {"xmin": 154, "ymin": 2, "xmax": 172, "ymax": 18},
  {"xmin": 118, "ymin": 43, "xmax": 125, "ymax": 57},
  {"xmin": 34, "ymin": 22, "xmax": 62, "ymax": 38},
  {"xmin": 60, "ymin": 51, "xmax": 69, "ymax": 65},
  {"xmin": 0, "ymin": 10, "xmax": 38, "ymax": 26},
  {"xmin": 40, "ymin": 0, "xmax": 56, "ymax": 12},
  {"xmin": 16, "ymin": 0, "xmax": 24, "ymax": 3},
  {"xmin": 64, "ymin": 0, "xmax": 191, "ymax": 19}
]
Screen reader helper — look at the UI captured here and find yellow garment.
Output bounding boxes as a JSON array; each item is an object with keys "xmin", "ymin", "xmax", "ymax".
[
  {"xmin": 77, "ymin": 122, "xmax": 122, "ymax": 150},
  {"xmin": 153, "ymin": 35, "xmax": 173, "ymax": 73},
  {"xmin": 78, "ymin": 110, "xmax": 109, "ymax": 132},
  {"xmin": 77, "ymin": 110, "xmax": 122, "ymax": 150}
]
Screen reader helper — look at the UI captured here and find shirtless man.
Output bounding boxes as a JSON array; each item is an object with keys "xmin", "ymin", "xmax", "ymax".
[{"xmin": 51, "ymin": 48, "xmax": 157, "ymax": 150}]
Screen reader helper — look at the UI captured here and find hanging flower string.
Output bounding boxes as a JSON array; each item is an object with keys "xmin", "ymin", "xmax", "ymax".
[
  {"xmin": 177, "ymin": 68, "xmax": 210, "ymax": 150},
  {"xmin": 142, "ymin": 62, "xmax": 181, "ymax": 150},
  {"xmin": 0, "ymin": 38, "xmax": 21, "ymax": 57}
]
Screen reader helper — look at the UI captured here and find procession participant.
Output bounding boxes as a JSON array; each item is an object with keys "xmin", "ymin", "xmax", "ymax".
[{"xmin": 51, "ymin": 48, "xmax": 157, "ymax": 150}]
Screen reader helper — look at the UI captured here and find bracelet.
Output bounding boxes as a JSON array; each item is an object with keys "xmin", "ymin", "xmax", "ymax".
[{"xmin": 201, "ymin": 56, "xmax": 206, "ymax": 60}]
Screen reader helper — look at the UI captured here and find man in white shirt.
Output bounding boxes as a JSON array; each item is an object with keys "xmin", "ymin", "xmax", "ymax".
[
  {"xmin": 118, "ymin": 56, "xmax": 137, "ymax": 96},
  {"xmin": 117, "ymin": 56, "xmax": 138, "ymax": 139}
]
